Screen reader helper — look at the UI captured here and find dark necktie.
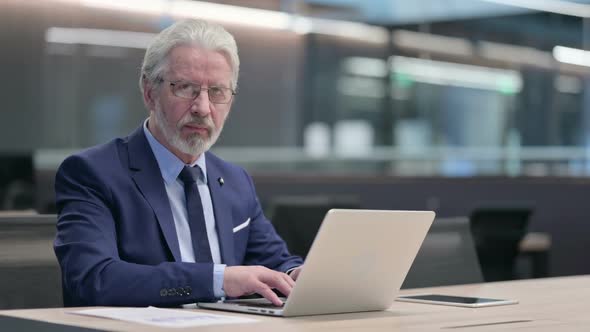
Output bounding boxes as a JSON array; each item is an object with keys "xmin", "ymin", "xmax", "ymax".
[{"xmin": 178, "ymin": 166, "xmax": 213, "ymax": 263}]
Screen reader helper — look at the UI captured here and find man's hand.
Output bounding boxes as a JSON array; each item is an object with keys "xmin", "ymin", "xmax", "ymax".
[
  {"xmin": 223, "ymin": 266, "xmax": 295, "ymax": 306},
  {"xmin": 289, "ymin": 266, "xmax": 303, "ymax": 281}
]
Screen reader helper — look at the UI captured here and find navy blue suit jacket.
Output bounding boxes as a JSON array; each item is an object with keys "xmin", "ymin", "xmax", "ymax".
[{"xmin": 54, "ymin": 126, "xmax": 302, "ymax": 307}]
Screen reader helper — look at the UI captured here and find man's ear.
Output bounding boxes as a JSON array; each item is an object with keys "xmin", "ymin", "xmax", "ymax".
[{"xmin": 142, "ymin": 75, "xmax": 157, "ymax": 110}]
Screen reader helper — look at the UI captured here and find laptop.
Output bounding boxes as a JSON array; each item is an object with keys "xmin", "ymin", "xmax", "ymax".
[{"xmin": 198, "ymin": 209, "xmax": 434, "ymax": 317}]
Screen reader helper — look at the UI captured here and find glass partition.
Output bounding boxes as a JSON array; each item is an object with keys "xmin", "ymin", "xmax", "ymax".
[{"xmin": 2, "ymin": 0, "xmax": 590, "ymax": 177}]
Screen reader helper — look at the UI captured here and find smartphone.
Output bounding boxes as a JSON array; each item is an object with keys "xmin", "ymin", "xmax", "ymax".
[{"xmin": 396, "ymin": 294, "xmax": 518, "ymax": 308}]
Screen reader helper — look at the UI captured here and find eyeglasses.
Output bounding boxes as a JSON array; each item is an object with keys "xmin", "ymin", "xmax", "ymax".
[{"xmin": 163, "ymin": 80, "xmax": 236, "ymax": 104}]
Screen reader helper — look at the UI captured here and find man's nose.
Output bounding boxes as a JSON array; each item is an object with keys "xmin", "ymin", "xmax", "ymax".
[{"xmin": 189, "ymin": 91, "xmax": 211, "ymax": 116}]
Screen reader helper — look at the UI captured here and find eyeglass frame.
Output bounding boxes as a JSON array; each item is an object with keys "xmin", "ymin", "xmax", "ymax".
[{"xmin": 159, "ymin": 79, "xmax": 237, "ymax": 104}]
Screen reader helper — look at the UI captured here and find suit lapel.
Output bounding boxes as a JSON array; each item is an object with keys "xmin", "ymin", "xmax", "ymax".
[
  {"xmin": 206, "ymin": 155, "xmax": 236, "ymax": 266},
  {"xmin": 127, "ymin": 127, "xmax": 181, "ymax": 261}
]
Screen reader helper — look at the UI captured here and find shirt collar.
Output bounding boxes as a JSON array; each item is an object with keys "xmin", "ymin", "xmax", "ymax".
[{"xmin": 143, "ymin": 118, "xmax": 208, "ymax": 185}]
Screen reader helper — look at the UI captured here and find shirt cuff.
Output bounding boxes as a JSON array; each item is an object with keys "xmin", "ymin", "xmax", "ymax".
[
  {"xmin": 286, "ymin": 266, "xmax": 301, "ymax": 276},
  {"xmin": 213, "ymin": 264, "xmax": 226, "ymax": 298}
]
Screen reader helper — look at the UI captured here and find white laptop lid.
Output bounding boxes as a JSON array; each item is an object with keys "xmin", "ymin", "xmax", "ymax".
[
  {"xmin": 282, "ymin": 209, "xmax": 434, "ymax": 316},
  {"xmin": 199, "ymin": 209, "xmax": 434, "ymax": 317}
]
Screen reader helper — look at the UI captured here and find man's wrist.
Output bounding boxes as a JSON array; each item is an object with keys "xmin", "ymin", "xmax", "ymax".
[{"xmin": 213, "ymin": 264, "xmax": 226, "ymax": 298}]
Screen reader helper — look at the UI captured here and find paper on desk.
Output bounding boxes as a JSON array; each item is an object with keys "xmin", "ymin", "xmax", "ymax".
[{"xmin": 71, "ymin": 306, "xmax": 257, "ymax": 328}]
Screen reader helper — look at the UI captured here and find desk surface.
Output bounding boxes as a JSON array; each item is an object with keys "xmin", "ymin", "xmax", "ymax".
[{"xmin": 1, "ymin": 275, "xmax": 588, "ymax": 331}]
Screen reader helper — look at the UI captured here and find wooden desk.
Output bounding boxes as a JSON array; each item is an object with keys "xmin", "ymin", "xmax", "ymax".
[{"xmin": 1, "ymin": 275, "xmax": 588, "ymax": 331}]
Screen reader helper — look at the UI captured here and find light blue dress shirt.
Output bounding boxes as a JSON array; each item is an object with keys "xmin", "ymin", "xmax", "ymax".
[{"xmin": 143, "ymin": 120, "xmax": 225, "ymax": 298}]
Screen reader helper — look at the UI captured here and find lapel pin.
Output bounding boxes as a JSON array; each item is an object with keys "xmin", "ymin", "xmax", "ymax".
[{"xmin": 218, "ymin": 177, "xmax": 224, "ymax": 186}]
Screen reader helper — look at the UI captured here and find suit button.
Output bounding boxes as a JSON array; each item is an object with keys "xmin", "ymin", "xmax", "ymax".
[
  {"xmin": 160, "ymin": 289, "xmax": 168, "ymax": 297},
  {"xmin": 185, "ymin": 286, "xmax": 192, "ymax": 296},
  {"xmin": 168, "ymin": 288, "xmax": 176, "ymax": 296}
]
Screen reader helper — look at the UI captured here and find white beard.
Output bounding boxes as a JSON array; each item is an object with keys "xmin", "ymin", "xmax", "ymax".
[{"xmin": 153, "ymin": 103, "xmax": 223, "ymax": 157}]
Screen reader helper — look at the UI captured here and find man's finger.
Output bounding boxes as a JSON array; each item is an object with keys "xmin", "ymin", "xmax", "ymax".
[
  {"xmin": 290, "ymin": 267, "xmax": 302, "ymax": 281},
  {"xmin": 284, "ymin": 273, "xmax": 296, "ymax": 287},
  {"xmin": 262, "ymin": 273, "xmax": 293, "ymax": 297},
  {"xmin": 257, "ymin": 284, "xmax": 283, "ymax": 306},
  {"xmin": 278, "ymin": 272, "xmax": 295, "ymax": 288}
]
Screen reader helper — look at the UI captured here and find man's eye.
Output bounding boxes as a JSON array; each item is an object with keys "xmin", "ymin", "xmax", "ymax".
[
  {"xmin": 179, "ymin": 83, "xmax": 193, "ymax": 92},
  {"xmin": 210, "ymin": 87, "xmax": 223, "ymax": 96}
]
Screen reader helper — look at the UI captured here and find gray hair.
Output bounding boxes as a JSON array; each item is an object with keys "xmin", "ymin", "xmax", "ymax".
[{"xmin": 139, "ymin": 19, "xmax": 239, "ymax": 95}]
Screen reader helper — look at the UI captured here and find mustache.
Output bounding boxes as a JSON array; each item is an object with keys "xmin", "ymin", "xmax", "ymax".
[{"xmin": 178, "ymin": 115, "xmax": 214, "ymax": 131}]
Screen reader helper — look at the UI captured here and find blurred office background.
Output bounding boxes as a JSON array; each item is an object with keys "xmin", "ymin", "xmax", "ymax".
[{"xmin": 1, "ymin": 0, "xmax": 590, "ymax": 301}]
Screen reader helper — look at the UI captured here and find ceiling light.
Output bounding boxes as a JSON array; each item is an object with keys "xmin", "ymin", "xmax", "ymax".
[
  {"xmin": 553, "ymin": 45, "xmax": 590, "ymax": 67},
  {"xmin": 391, "ymin": 56, "xmax": 522, "ymax": 93}
]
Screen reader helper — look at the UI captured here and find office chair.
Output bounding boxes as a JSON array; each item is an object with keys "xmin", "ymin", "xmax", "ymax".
[
  {"xmin": 469, "ymin": 207, "xmax": 532, "ymax": 282},
  {"xmin": 0, "ymin": 214, "xmax": 62, "ymax": 309},
  {"xmin": 267, "ymin": 195, "xmax": 359, "ymax": 259},
  {"xmin": 402, "ymin": 217, "xmax": 484, "ymax": 289}
]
